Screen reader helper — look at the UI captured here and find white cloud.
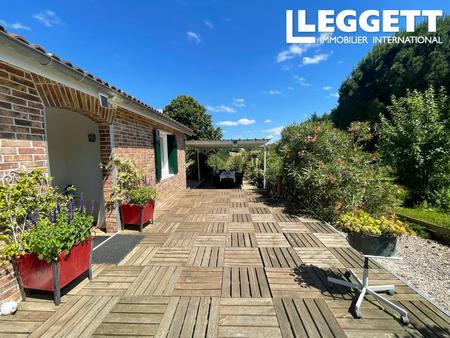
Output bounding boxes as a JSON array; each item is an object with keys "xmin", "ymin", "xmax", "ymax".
[
  {"xmin": 303, "ymin": 53, "xmax": 329, "ymax": 65},
  {"xmin": 204, "ymin": 20, "xmax": 214, "ymax": 29},
  {"xmin": 232, "ymin": 98, "xmax": 245, "ymax": 108},
  {"xmin": 264, "ymin": 119, "xmax": 272, "ymax": 123},
  {"xmin": 206, "ymin": 105, "xmax": 236, "ymax": 113},
  {"xmin": 265, "ymin": 90, "xmax": 282, "ymax": 95},
  {"xmin": 33, "ymin": 10, "xmax": 61, "ymax": 27},
  {"xmin": 276, "ymin": 33, "xmax": 332, "ymax": 64},
  {"xmin": 329, "ymin": 92, "xmax": 339, "ymax": 98},
  {"xmin": 322, "ymin": 86, "xmax": 332, "ymax": 91},
  {"xmin": 263, "ymin": 126, "xmax": 283, "ymax": 135},
  {"xmin": 186, "ymin": 31, "xmax": 201, "ymax": 44},
  {"xmin": 287, "ymin": 86, "xmax": 295, "ymax": 91},
  {"xmin": 277, "ymin": 44, "xmax": 311, "ymax": 63},
  {"xmin": 294, "ymin": 75, "xmax": 310, "ymax": 87},
  {"xmin": 0, "ymin": 20, "xmax": 31, "ymax": 31},
  {"xmin": 217, "ymin": 118, "xmax": 255, "ymax": 126}
]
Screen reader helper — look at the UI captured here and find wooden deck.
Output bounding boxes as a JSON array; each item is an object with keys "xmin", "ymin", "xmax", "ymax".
[{"xmin": 1, "ymin": 188, "xmax": 449, "ymax": 337}]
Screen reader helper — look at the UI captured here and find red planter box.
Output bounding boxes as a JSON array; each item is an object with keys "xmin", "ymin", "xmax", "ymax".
[
  {"xmin": 13, "ymin": 237, "xmax": 92, "ymax": 305},
  {"xmin": 120, "ymin": 201, "xmax": 154, "ymax": 232}
]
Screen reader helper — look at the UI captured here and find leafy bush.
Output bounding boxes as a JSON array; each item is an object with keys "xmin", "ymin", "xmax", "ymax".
[
  {"xmin": 0, "ymin": 169, "xmax": 94, "ymax": 263},
  {"xmin": 129, "ymin": 186, "xmax": 157, "ymax": 205},
  {"xmin": 337, "ymin": 210, "xmax": 414, "ymax": 236},
  {"xmin": 429, "ymin": 187, "xmax": 450, "ymax": 212},
  {"xmin": 378, "ymin": 87, "xmax": 450, "ymax": 205},
  {"xmin": 102, "ymin": 157, "xmax": 156, "ymax": 204},
  {"xmin": 207, "ymin": 151, "xmax": 228, "ymax": 172},
  {"xmin": 279, "ymin": 120, "xmax": 400, "ymax": 221}
]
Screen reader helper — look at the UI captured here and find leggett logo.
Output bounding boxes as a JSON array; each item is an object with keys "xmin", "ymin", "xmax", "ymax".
[{"xmin": 286, "ymin": 9, "xmax": 444, "ymax": 44}]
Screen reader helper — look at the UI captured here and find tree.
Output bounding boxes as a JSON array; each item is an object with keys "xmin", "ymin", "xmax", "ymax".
[
  {"xmin": 378, "ymin": 87, "xmax": 450, "ymax": 205},
  {"xmin": 163, "ymin": 95, "xmax": 222, "ymax": 140},
  {"xmin": 331, "ymin": 16, "xmax": 450, "ymax": 128}
]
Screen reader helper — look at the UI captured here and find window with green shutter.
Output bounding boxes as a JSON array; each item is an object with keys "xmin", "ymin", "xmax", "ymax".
[
  {"xmin": 168, "ymin": 134, "xmax": 178, "ymax": 174},
  {"xmin": 154, "ymin": 129, "xmax": 162, "ymax": 182}
]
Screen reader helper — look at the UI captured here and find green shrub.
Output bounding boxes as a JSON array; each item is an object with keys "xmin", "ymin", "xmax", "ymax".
[
  {"xmin": 378, "ymin": 87, "xmax": 450, "ymax": 205},
  {"xmin": 102, "ymin": 157, "xmax": 157, "ymax": 204},
  {"xmin": 337, "ymin": 210, "xmax": 414, "ymax": 236},
  {"xmin": 207, "ymin": 151, "xmax": 228, "ymax": 172},
  {"xmin": 279, "ymin": 120, "xmax": 400, "ymax": 221},
  {"xmin": 129, "ymin": 186, "xmax": 157, "ymax": 205}
]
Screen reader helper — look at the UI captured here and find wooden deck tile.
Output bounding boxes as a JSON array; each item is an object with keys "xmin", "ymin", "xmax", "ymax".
[
  {"xmin": 231, "ymin": 202, "xmax": 247, "ymax": 208},
  {"xmin": 329, "ymin": 247, "xmax": 382, "ymax": 269},
  {"xmin": 253, "ymin": 222, "xmax": 281, "ymax": 233},
  {"xmin": 259, "ymin": 247, "xmax": 302, "ymax": 268},
  {"xmin": 278, "ymin": 222, "xmax": 311, "ymax": 233},
  {"xmin": 163, "ymin": 233, "xmax": 196, "ymax": 248},
  {"xmin": 274, "ymin": 298, "xmax": 346, "ymax": 338},
  {"xmin": 148, "ymin": 248, "xmax": 191, "ymax": 266},
  {"xmin": 30, "ymin": 296, "xmax": 118, "ymax": 338},
  {"xmin": 187, "ymin": 246, "xmax": 225, "ymax": 267},
  {"xmin": 206, "ymin": 222, "xmax": 227, "ymax": 233},
  {"xmin": 194, "ymin": 234, "xmax": 227, "ymax": 247},
  {"xmin": 227, "ymin": 222, "xmax": 255, "ymax": 232},
  {"xmin": 272, "ymin": 213, "xmax": 301, "ymax": 222},
  {"xmin": 304, "ymin": 220, "xmax": 335, "ymax": 233},
  {"xmin": 314, "ymin": 233, "xmax": 350, "ymax": 247},
  {"xmin": 218, "ymin": 298, "xmax": 282, "ymax": 338},
  {"xmin": 231, "ymin": 213, "xmax": 252, "ymax": 222},
  {"xmin": 249, "ymin": 207, "xmax": 271, "ymax": 214},
  {"xmin": 146, "ymin": 222, "xmax": 179, "ymax": 233},
  {"xmin": 94, "ymin": 296, "xmax": 170, "ymax": 337},
  {"xmin": 173, "ymin": 267, "xmax": 223, "ymax": 297},
  {"xmin": 224, "ymin": 248, "xmax": 263, "ymax": 267},
  {"xmin": 285, "ymin": 233, "xmax": 325, "ymax": 247},
  {"xmin": 250, "ymin": 214, "xmax": 276, "ymax": 222},
  {"xmin": 139, "ymin": 233, "xmax": 170, "ymax": 247},
  {"xmin": 226, "ymin": 232, "xmax": 257, "ymax": 247},
  {"xmin": 265, "ymin": 268, "xmax": 323, "ymax": 298},
  {"xmin": 174, "ymin": 222, "xmax": 208, "ymax": 232},
  {"xmin": 295, "ymin": 247, "xmax": 345, "ymax": 268},
  {"xmin": 154, "ymin": 297, "xmax": 219, "ymax": 338},
  {"xmin": 255, "ymin": 233, "xmax": 290, "ymax": 247},
  {"xmin": 125, "ymin": 266, "xmax": 182, "ymax": 296},
  {"xmin": 222, "ymin": 267, "xmax": 271, "ymax": 298}
]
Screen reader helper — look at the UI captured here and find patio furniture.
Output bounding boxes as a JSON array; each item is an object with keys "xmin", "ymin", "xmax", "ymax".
[
  {"xmin": 219, "ymin": 170, "xmax": 236, "ymax": 183},
  {"xmin": 327, "ymin": 255, "xmax": 410, "ymax": 324}
]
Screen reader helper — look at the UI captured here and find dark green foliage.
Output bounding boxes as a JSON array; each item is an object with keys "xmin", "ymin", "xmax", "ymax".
[
  {"xmin": 129, "ymin": 187, "xmax": 157, "ymax": 206},
  {"xmin": 163, "ymin": 95, "xmax": 223, "ymax": 140},
  {"xmin": 332, "ymin": 17, "xmax": 450, "ymax": 128},
  {"xmin": 278, "ymin": 121, "xmax": 400, "ymax": 221},
  {"xmin": 378, "ymin": 87, "xmax": 450, "ymax": 205}
]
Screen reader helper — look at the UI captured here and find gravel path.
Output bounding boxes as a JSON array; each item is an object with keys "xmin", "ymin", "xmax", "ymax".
[{"xmin": 375, "ymin": 235, "xmax": 450, "ymax": 313}]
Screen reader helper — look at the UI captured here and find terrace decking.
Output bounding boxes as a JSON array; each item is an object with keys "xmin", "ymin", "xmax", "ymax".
[{"xmin": 1, "ymin": 188, "xmax": 449, "ymax": 337}]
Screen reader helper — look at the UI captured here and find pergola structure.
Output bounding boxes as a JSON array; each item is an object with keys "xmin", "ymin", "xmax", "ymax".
[{"xmin": 185, "ymin": 138, "xmax": 270, "ymax": 188}]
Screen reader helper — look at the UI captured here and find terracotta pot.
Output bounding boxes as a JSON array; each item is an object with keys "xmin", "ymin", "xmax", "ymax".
[
  {"xmin": 13, "ymin": 237, "xmax": 92, "ymax": 305},
  {"xmin": 120, "ymin": 200, "xmax": 155, "ymax": 232}
]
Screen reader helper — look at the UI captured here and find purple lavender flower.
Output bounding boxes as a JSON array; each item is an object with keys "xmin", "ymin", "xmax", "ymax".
[
  {"xmin": 56, "ymin": 201, "xmax": 61, "ymax": 214},
  {"xmin": 49, "ymin": 210, "xmax": 55, "ymax": 224},
  {"xmin": 79, "ymin": 192, "xmax": 85, "ymax": 213},
  {"xmin": 31, "ymin": 210, "xmax": 39, "ymax": 226},
  {"xmin": 89, "ymin": 200, "xmax": 95, "ymax": 215}
]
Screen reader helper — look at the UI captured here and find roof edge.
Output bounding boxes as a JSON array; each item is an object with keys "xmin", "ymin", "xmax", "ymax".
[{"xmin": 0, "ymin": 27, "xmax": 194, "ymax": 136}]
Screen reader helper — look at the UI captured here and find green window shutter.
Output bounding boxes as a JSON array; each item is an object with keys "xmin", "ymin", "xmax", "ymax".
[
  {"xmin": 154, "ymin": 129, "xmax": 162, "ymax": 182},
  {"xmin": 168, "ymin": 135, "xmax": 178, "ymax": 175}
]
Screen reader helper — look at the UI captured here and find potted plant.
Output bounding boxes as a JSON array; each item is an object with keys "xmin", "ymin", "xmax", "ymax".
[
  {"xmin": 0, "ymin": 170, "xmax": 94, "ymax": 305},
  {"xmin": 103, "ymin": 157, "xmax": 157, "ymax": 231},
  {"xmin": 337, "ymin": 210, "xmax": 414, "ymax": 256}
]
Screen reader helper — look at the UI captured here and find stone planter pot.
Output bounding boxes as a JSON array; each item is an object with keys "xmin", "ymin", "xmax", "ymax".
[{"xmin": 347, "ymin": 232, "xmax": 397, "ymax": 257}]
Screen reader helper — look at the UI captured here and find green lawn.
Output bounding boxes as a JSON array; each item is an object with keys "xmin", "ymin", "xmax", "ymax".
[{"xmin": 396, "ymin": 207, "xmax": 450, "ymax": 229}]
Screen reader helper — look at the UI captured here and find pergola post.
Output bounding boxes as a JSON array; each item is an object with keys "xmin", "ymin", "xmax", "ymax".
[
  {"xmin": 197, "ymin": 149, "xmax": 201, "ymax": 181},
  {"xmin": 263, "ymin": 144, "xmax": 267, "ymax": 189}
]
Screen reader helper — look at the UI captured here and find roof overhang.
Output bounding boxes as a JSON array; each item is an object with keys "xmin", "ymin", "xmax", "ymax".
[
  {"xmin": 0, "ymin": 28, "xmax": 194, "ymax": 136},
  {"xmin": 186, "ymin": 139, "xmax": 269, "ymax": 150}
]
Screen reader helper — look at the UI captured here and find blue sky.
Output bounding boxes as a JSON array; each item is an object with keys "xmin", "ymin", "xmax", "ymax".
[{"xmin": 1, "ymin": 1, "xmax": 449, "ymax": 140}]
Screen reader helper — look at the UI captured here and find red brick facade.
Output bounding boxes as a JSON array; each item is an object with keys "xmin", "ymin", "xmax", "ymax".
[{"xmin": 0, "ymin": 60, "xmax": 187, "ymax": 302}]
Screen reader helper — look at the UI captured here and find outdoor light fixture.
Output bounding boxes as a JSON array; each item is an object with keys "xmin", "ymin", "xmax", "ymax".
[
  {"xmin": 98, "ymin": 93, "xmax": 110, "ymax": 108},
  {"xmin": 88, "ymin": 133, "xmax": 96, "ymax": 142}
]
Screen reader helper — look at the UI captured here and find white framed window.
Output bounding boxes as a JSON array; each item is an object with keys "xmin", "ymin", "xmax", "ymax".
[
  {"xmin": 155, "ymin": 130, "xmax": 178, "ymax": 182},
  {"xmin": 160, "ymin": 132, "xmax": 170, "ymax": 179}
]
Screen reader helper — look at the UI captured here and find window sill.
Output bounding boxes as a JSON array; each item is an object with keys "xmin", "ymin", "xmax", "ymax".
[{"xmin": 160, "ymin": 173, "xmax": 175, "ymax": 181}]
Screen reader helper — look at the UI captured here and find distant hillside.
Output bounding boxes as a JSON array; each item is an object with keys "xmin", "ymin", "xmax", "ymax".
[{"xmin": 331, "ymin": 16, "xmax": 450, "ymax": 128}]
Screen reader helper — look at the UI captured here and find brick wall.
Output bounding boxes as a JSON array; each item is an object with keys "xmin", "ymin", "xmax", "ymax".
[{"xmin": 0, "ymin": 60, "xmax": 188, "ymax": 301}]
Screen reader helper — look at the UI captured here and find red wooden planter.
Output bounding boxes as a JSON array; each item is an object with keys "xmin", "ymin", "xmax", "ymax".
[
  {"xmin": 12, "ymin": 237, "xmax": 92, "ymax": 305},
  {"xmin": 120, "ymin": 200, "xmax": 155, "ymax": 232}
]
